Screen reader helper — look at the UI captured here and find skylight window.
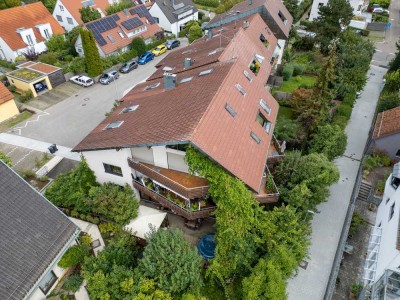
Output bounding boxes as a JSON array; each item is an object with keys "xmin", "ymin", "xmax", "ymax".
[
  {"xmin": 235, "ymin": 83, "xmax": 246, "ymax": 96},
  {"xmin": 182, "ymin": 49, "xmax": 192, "ymax": 54},
  {"xmin": 163, "ymin": 66, "xmax": 175, "ymax": 71},
  {"xmin": 105, "ymin": 121, "xmax": 123, "ymax": 130},
  {"xmin": 121, "ymin": 105, "xmax": 139, "ymax": 113},
  {"xmin": 199, "ymin": 68, "xmax": 213, "ymax": 76},
  {"xmin": 225, "ymin": 103, "xmax": 237, "ymax": 117},
  {"xmin": 243, "ymin": 70, "xmax": 252, "ymax": 82},
  {"xmin": 208, "ymin": 50, "xmax": 217, "ymax": 56},
  {"xmin": 144, "ymin": 82, "xmax": 160, "ymax": 90},
  {"xmin": 107, "ymin": 35, "xmax": 115, "ymax": 43},
  {"xmin": 118, "ymin": 31, "xmax": 124, "ymax": 38},
  {"xmin": 250, "ymin": 131, "xmax": 261, "ymax": 144},
  {"xmin": 256, "ymin": 111, "xmax": 271, "ymax": 133},
  {"xmin": 259, "ymin": 99, "xmax": 271, "ymax": 115},
  {"xmin": 180, "ymin": 76, "xmax": 193, "ymax": 83}
]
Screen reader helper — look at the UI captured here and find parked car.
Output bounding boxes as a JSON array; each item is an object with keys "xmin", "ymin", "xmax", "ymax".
[
  {"xmin": 373, "ymin": 7, "xmax": 389, "ymax": 13},
  {"xmin": 120, "ymin": 60, "xmax": 138, "ymax": 73},
  {"xmin": 33, "ymin": 82, "xmax": 47, "ymax": 92},
  {"xmin": 70, "ymin": 75, "xmax": 94, "ymax": 87},
  {"xmin": 99, "ymin": 70, "xmax": 119, "ymax": 85},
  {"xmin": 138, "ymin": 52, "xmax": 155, "ymax": 64},
  {"xmin": 151, "ymin": 45, "xmax": 167, "ymax": 56},
  {"xmin": 165, "ymin": 39, "xmax": 180, "ymax": 50}
]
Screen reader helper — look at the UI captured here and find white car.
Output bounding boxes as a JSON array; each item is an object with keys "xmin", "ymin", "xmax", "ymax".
[
  {"xmin": 373, "ymin": 7, "xmax": 389, "ymax": 13},
  {"xmin": 70, "ymin": 75, "xmax": 94, "ymax": 87}
]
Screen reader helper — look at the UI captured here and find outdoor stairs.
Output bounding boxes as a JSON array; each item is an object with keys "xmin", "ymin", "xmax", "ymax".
[{"xmin": 357, "ymin": 181, "xmax": 373, "ymax": 203}]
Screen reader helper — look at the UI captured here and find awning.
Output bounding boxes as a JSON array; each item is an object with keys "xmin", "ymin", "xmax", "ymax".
[{"xmin": 124, "ymin": 205, "xmax": 167, "ymax": 240}]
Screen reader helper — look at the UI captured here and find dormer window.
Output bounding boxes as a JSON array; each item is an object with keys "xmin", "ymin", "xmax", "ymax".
[
  {"xmin": 44, "ymin": 29, "xmax": 50, "ymax": 39},
  {"xmin": 118, "ymin": 31, "xmax": 124, "ymax": 38},
  {"xmin": 26, "ymin": 35, "xmax": 34, "ymax": 45},
  {"xmin": 256, "ymin": 111, "xmax": 271, "ymax": 133}
]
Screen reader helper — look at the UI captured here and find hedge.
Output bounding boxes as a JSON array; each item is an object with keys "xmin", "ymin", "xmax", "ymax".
[
  {"xmin": 193, "ymin": 0, "xmax": 219, "ymax": 7},
  {"xmin": 0, "ymin": 59, "xmax": 16, "ymax": 70},
  {"xmin": 282, "ymin": 64, "xmax": 294, "ymax": 81}
]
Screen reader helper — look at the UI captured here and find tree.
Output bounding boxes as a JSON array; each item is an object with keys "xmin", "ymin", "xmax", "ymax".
[
  {"xmin": 137, "ymin": 228, "xmax": 203, "ymax": 295},
  {"xmin": 283, "ymin": 0, "xmax": 299, "ymax": 21},
  {"xmin": 135, "ymin": 279, "xmax": 173, "ymax": 300},
  {"xmin": 0, "ymin": 0, "xmax": 20, "ymax": 9},
  {"xmin": 45, "ymin": 34, "xmax": 67, "ymax": 53},
  {"xmin": 80, "ymin": 28, "xmax": 103, "ymax": 77},
  {"xmin": 66, "ymin": 25, "xmax": 82, "ymax": 56},
  {"xmin": 79, "ymin": 6, "xmax": 101, "ymax": 23},
  {"xmin": 130, "ymin": 37, "xmax": 146, "ymax": 56},
  {"xmin": 384, "ymin": 70, "xmax": 400, "ymax": 92},
  {"xmin": 0, "ymin": 152, "xmax": 12, "ymax": 167},
  {"xmin": 314, "ymin": 0, "xmax": 353, "ymax": 53},
  {"xmin": 58, "ymin": 244, "xmax": 90, "ymax": 268},
  {"xmin": 309, "ymin": 124, "xmax": 347, "ymax": 160},
  {"xmin": 105, "ymin": 0, "xmax": 132, "ymax": 15},
  {"xmin": 188, "ymin": 23, "xmax": 203, "ymax": 43},
  {"xmin": 274, "ymin": 117, "xmax": 301, "ymax": 143},
  {"xmin": 41, "ymin": 0, "xmax": 57, "ymax": 13},
  {"xmin": 89, "ymin": 183, "xmax": 139, "ymax": 225}
]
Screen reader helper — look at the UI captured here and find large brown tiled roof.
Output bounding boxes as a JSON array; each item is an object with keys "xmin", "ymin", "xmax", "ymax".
[
  {"xmin": 60, "ymin": 0, "xmax": 110, "ymax": 25},
  {"xmin": 0, "ymin": 83, "xmax": 14, "ymax": 105},
  {"xmin": 0, "ymin": 2, "xmax": 65, "ymax": 51},
  {"xmin": 373, "ymin": 106, "xmax": 400, "ymax": 139}
]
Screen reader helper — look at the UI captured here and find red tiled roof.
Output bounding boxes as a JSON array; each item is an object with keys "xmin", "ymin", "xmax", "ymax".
[
  {"xmin": 27, "ymin": 62, "xmax": 60, "ymax": 74},
  {"xmin": 373, "ymin": 106, "xmax": 400, "ymax": 139},
  {"xmin": 0, "ymin": 2, "xmax": 65, "ymax": 51},
  {"xmin": 0, "ymin": 83, "xmax": 14, "ymax": 105},
  {"xmin": 60, "ymin": 0, "xmax": 110, "ymax": 25}
]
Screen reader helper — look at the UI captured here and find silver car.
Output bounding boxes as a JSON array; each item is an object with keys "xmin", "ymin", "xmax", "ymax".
[{"xmin": 99, "ymin": 70, "xmax": 119, "ymax": 85}]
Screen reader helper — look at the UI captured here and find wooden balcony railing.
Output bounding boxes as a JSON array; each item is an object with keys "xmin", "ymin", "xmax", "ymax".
[
  {"xmin": 128, "ymin": 158, "xmax": 209, "ymax": 199},
  {"xmin": 133, "ymin": 180, "xmax": 216, "ymax": 220},
  {"xmin": 255, "ymin": 166, "xmax": 279, "ymax": 204}
]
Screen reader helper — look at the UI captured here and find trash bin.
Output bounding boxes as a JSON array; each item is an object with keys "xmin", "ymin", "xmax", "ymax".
[{"xmin": 48, "ymin": 144, "xmax": 58, "ymax": 154}]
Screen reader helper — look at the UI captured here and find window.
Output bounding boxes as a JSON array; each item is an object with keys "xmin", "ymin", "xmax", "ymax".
[
  {"xmin": 59, "ymin": 4, "xmax": 64, "ymax": 11},
  {"xmin": 67, "ymin": 17, "xmax": 73, "ymax": 25},
  {"xmin": 249, "ymin": 58, "xmax": 260, "ymax": 75},
  {"xmin": 225, "ymin": 103, "xmax": 237, "ymax": 117},
  {"xmin": 389, "ymin": 203, "xmax": 395, "ymax": 221},
  {"xmin": 259, "ymin": 99, "xmax": 271, "ymax": 115},
  {"xmin": 118, "ymin": 31, "xmax": 124, "ymax": 38},
  {"xmin": 108, "ymin": 35, "xmax": 115, "ymax": 43},
  {"xmin": 235, "ymin": 83, "xmax": 246, "ymax": 96},
  {"xmin": 199, "ymin": 68, "xmax": 213, "ymax": 76},
  {"xmin": 103, "ymin": 163, "xmax": 123, "ymax": 176},
  {"xmin": 259, "ymin": 33, "xmax": 269, "ymax": 48},
  {"xmin": 105, "ymin": 121, "xmax": 123, "ymax": 129},
  {"xmin": 26, "ymin": 35, "xmax": 34, "ymax": 45},
  {"xmin": 278, "ymin": 11, "xmax": 287, "ymax": 24},
  {"xmin": 392, "ymin": 176, "xmax": 400, "ymax": 190},
  {"xmin": 39, "ymin": 271, "xmax": 57, "ymax": 295},
  {"xmin": 167, "ymin": 144, "xmax": 188, "ymax": 152},
  {"xmin": 44, "ymin": 29, "xmax": 50, "ymax": 39},
  {"xmin": 121, "ymin": 105, "xmax": 139, "ymax": 113},
  {"xmin": 144, "ymin": 82, "xmax": 160, "ymax": 90},
  {"xmin": 208, "ymin": 50, "xmax": 217, "ymax": 56},
  {"xmin": 250, "ymin": 131, "xmax": 261, "ymax": 144},
  {"xmin": 243, "ymin": 70, "xmax": 252, "ymax": 82},
  {"xmin": 180, "ymin": 76, "xmax": 193, "ymax": 83},
  {"xmin": 256, "ymin": 111, "xmax": 271, "ymax": 133},
  {"xmin": 56, "ymin": 15, "xmax": 63, "ymax": 22}
]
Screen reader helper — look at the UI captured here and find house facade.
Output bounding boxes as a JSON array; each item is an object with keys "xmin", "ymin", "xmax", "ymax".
[
  {"xmin": 308, "ymin": 0, "xmax": 364, "ymax": 21},
  {"xmin": 0, "ymin": 2, "xmax": 65, "ymax": 61},
  {"xmin": 73, "ymin": 2, "xmax": 290, "ymax": 223},
  {"xmin": 372, "ymin": 106, "xmax": 400, "ymax": 160},
  {"xmin": 0, "ymin": 161, "xmax": 79, "ymax": 300},
  {"xmin": 149, "ymin": 0, "xmax": 198, "ymax": 36},
  {"xmin": 364, "ymin": 163, "xmax": 400, "ymax": 298},
  {"xmin": 0, "ymin": 82, "xmax": 19, "ymax": 123},
  {"xmin": 75, "ymin": 5, "xmax": 162, "ymax": 57}
]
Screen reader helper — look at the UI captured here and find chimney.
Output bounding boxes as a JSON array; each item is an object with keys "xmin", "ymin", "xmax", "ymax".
[
  {"xmin": 248, "ymin": 0, "xmax": 252, "ymax": 5},
  {"xmin": 123, "ymin": 8, "xmax": 129, "ymax": 17},
  {"xmin": 184, "ymin": 58, "xmax": 191, "ymax": 69},
  {"xmin": 207, "ymin": 30, "xmax": 213, "ymax": 40},
  {"xmin": 243, "ymin": 20, "xmax": 249, "ymax": 29},
  {"xmin": 164, "ymin": 72, "xmax": 177, "ymax": 90}
]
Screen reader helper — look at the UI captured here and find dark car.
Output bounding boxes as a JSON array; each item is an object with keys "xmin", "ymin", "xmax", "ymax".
[
  {"xmin": 165, "ymin": 39, "xmax": 180, "ymax": 50},
  {"xmin": 120, "ymin": 60, "xmax": 138, "ymax": 73},
  {"xmin": 33, "ymin": 82, "xmax": 47, "ymax": 92},
  {"xmin": 138, "ymin": 51, "xmax": 155, "ymax": 64}
]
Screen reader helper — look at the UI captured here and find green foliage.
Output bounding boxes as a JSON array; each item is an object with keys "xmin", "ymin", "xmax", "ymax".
[
  {"xmin": 377, "ymin": 95, "xmax": 400, "ymax": 112},
  {"xmin": 45, "ymin": 34, "xmax": 67, "ymax": 53},
  {"xmin": 65, "ymin": 25, "xmax": 82, "ymax": 56},
  {"xmin": 0, "ymin": 0, "xmax": 20, "ymax": 9},
  {"xmin": 349, "ymin": 212, "xmax": 365, "ymax": 236},
  {"xmin": 371, "ymin": 0, "xmax": 390, "ymax": 8},
  {"xmin": 89, "ymin": 183, "xmax": 139, "ymax": 225},
  {"xmin": 38, "ymin": 52, "xmax": 58, "ymax": 65},
  {"xmin": 19, "ymin": 90, "xmax": 33, "ymax": 103},
  {"xmin": 19, "ymin": 169, "xmax": 36, "ymax": 179},
  {"xmin": 79, "ymin": 6, "xmax": 101, "ymax": 23},
  {"xmin": 146, "ymin": 37, "xmax": 168, "ymax": 51},
  {"xmin": 193, "ymin": 0, "xmax": 219, "ymax": 7},
  {"xmin": 179, "ymin": 20, "xmax": 200, "ymax": 38},
  {"xmin": 58, "ymin": 244, "xmax": 90, "ymax": 268},
  {"xmin": 138, "ymin": 228, "xmax": 202, "ymax": 295},
  {"xmin": 188, "ymin": 23, "xmax": 203, "ymax": 43},
  {"xmin": 293, "ymin": 64, "xmax": 306, "ymax": 76},
  {"xmin": 0, "ymin": 152, "xmax": 12, "ymax": 167},
  {"xmin": 7, "ymin": 84, "xmax": 16, "ymax": 93},
  {"xmin": 363, "ymin": 152, "xmax": 392, "ymax": 172},
  {"xmin": 389, "ymin": 50, "xmax": 400, "ymax": 72},
  {"xmin": 274, "ymin": 117, "xmax": 301, "ymax": 142},
  {"xmin": 105, "ymin": 0, "xmax": 133, "ymax": 15},
  {"xmin": 80, "ymin": 28, "xmax": 103, "ymax": 77},
  {"xmin": 130, "ymin": 37, "xmax": 147, "ymax": 56},
  {"xmin": 384, "ymin": 70, "xmax": 400, "ymax": 92},
  {"xmin": 282, "ymin": 64, "xmax": 294, "ymax": 81},
  {"xmin": 0, "ymin": 59, "xmax": 16, "ymax": 70},
  {"xmin": 65, "ymin": 57, "xmax": 86, "ymax": 74},
  {"xmin": 63, "ymin": 274, "xmax": 84, "ymax": 293},
  {"xmin": 135, "ymin": 278, "xmax": 173, "ymax": 300},
  {"xmin": 309, "ymin": 124, "xmax": 347, "ymax": 160}
]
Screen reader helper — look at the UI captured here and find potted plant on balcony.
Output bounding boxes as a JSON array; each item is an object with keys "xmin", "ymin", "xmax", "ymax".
[{"xmin": 350, "ymin": 282, "xmax": 363, "ymax": 299}]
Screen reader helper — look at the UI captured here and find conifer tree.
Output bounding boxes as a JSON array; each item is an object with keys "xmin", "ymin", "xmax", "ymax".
[{"xmin": 80, "ymin": 28, "xmax": 103, "ymax": 77}]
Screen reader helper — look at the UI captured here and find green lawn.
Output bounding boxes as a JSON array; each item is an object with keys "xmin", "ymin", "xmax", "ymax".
[
  {"xmin": 276, "ymin": 75, "xmax": 316, "ymax": 93},
  {"xmin": 278, "ymin": 106, "xmax": 295, "ymax": 121},
  {"xmin": 0, "ymin": 111, "xmax": 33, "ymax": 132}
]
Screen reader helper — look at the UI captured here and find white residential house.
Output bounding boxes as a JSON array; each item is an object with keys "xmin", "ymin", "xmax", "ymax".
[
  {"xmin": 0, "ymin": 2, "xmax": 65, "ymax": 61},
  {"xmin": 149, "ymin": 0, "xmax": 198, "ymax": 36},
  {"xmin": 364, "ymin": 163, "xmax": 400, "ymax": 298},
  {"xmin": 308, "ymin": 0, "xmax": 364, "ymax": 20}
]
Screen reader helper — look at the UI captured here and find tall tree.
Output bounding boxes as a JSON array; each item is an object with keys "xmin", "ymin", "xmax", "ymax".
[
  {"xmin": 80, "ymin": 28, "xmax": 103, "ymax": 77},
  {"xmin": 0, "ymin": 0, "xmax": 20, "ymax": 9},
  {"xmin": 130, "ymin": 37, "xmax": 146, "ymax": 56},
  {"xmin": 309, "ymin": 124, "xmax": 347, "ymax": 160},
  {"xmin": 79, "ymin": 6, "xmax": 101, "ymax": 23}
]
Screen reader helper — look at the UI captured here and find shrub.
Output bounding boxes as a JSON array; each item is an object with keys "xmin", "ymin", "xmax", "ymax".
[
  {"xmin": 19, "ymin": 90, "xmax": 33, "ymax": 103},
  {"xmin": 7, "ymin": 84, "xmax": 16, "ymax": 92},
  {"xmin": 38, "ymin": 52, "xmax": 58, "ymax": 65},
  {"xmin": 349, "ymin": 213, "xmax": 364, "ymax": 236},
  {"xmin": 282, "ymin": 64, "xmax": 294, "ymax": 81},
  {"xmin": 377, "ymin": 96, "xmax": 400, "ymax": 112},
  {"xmin": 79, "ymin": 234, "xmax": 92, "ymax": 246},
  {"xmin": 58, "ymin": 244, "xmax": 90, "ymax": 268},
  {"xmin": 64, "ymin": 54, "xmax": 74, "ymax": 62},
  {"xmin": 332, "ymin": 115, "xmax": 348, "ymax": 129},
  {"xmin": 336, "ymin": 103, "xmax": 352, "ymax": 119},
  {"xmin": 130, "ymin": 37, "xmax": 147, "ymax": 56},
  {"xmin": 63, "ymin": 274, "xmax": 84, "ymax": 293},
  {"xmin": 375, "ymin": 180, "xmax": 385, "ymax": 193},
  {"xmin": 0, "ymin": 59, "xmax": 16, "ymax": 70},
  {"xmin": 105, "ymin": 1, "xmax": 133, "ymax": 15},
  {"xmin": 20, "ymin": 169, "xmax": 36, "ymax": 179},
  {"xmin": 193, "ymin": 0, "xmax": 219, "ymax": 7},
  {"xmin": 146, "ymin": 37, "xmax": 168, "ymax": 51},
  {"xmin": 292, "ymin": 64, "xmax": 306, "ymax": 76},
  {"xmin": 309, "ymin": 124, "xmax": 347, "ymax": 160},
  {"xmin": 39, "ymin": 176, "xmax": 49, "ymax": 182},
  {"xmin": 66, "ymin": 57, "xmax": 85, "ymax": 74},
  {"xmin": 70, "ymin": 210, "xmax": 79, "ymax": 217},
  {"xmin": 188, "ymin": 23, "xmax": 203, "ymax": 43}
]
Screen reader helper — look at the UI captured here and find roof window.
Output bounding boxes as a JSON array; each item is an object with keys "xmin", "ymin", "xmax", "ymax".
[
  {"xmin": 118, "ymin": 31, "xmax": 124, "ymax": 38},
  {"xmin": 199, "ymin": 68, "xmax": 213, "ymax": 76},
  {"xmin": 121, "ymin": 105, "xmax": 139, "ymax": 113},
  {"xmin": 250, "ymin": 131, "xmax": 261, "ymax": 144},
  {"xmin": 243, "ymin": 70, "xmax": 252, "ymax": 82},
  {"xmin": 180, "ymin": 76, "xmax": 193, "ymax": 83},
  {"xmin": 259, "ymin": 99, "xmax": 271, "ymax": 115},
  {"xmin": 208, "ymin": 50, "xmax": 217, "ymax": 56},
  {"xmin": 182, "ymin": 49, "xmax": 192, "ymax": 54},
  {"xmin": 107, "ymin": 35, "xmax": 115, "ymax": 43},
  {"xmin": 235, "ymin": 83, "xmax": 246, "ymax": 96},
  {"xmin": 144, "ymin": 82, "xmax": 160, "ymax": 90},
  {"xmin": 163, "ymin": 66, "xmax": 175, "ymax": 71},
  {"xmin": 256, "ymin": 111, "xmax": 271, "ymax": 133},
  {"xmin": 225, "ymin": 103, "xmax": 237, "ymax": 117},
  {"xmin": 105, "ymin": 121, "xmax": 123, "ymax": 130}
]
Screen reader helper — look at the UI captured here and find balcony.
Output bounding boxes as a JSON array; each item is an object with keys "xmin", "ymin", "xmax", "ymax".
[
  {"xmin": 267, "ymin": 135, "xmax": 285, "ymax": 166},
  {"xmin": 128, "ymin": 158, "xmax": 209, "ymax": 199},
  {"xmin": 133, "ymin": 179, "xmax": 216, "ymax": 220},
  {"xmin": 254, "ymin": 167, "xmax": 279, "ymax": 204}
]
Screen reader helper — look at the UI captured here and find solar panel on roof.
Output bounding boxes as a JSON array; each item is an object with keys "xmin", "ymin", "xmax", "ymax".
[
  {"xmin": 87, "ymin": 15, "xmax": 120, "ymax": 46},
  {"xmin": 129, "ymin": 5, "xmax": 156, "ymax": 24},
  {"xmin": 121, "ymin": 17, "xmax": 144, "ymax": 30}
]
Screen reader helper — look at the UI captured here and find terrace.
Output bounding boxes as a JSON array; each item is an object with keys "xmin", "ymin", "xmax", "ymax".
[
  {"xmin": 254, "ymin": 166, "xmax": 280, "ymax": 204},
  {"xmin": 267, "ymin": 135, "xmax": 285, "ymax": 165}
]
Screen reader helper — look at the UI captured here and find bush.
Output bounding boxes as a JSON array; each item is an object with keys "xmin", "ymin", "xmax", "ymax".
[
  {"xmin": 64, "ymin": 54, "xmax": 74, "ymax": 62},
  {"xmin": 79, "ymin": 234, "xmax": 92, "ymax": 246},
  {"xmin": 349, "ymin": 213, "xmax": 364, "ymax": 236},
  {"xmin": 19, "ymin": 90, "xmax": 33, "ymax": 103},
  {"xmin": 70, "ymin": 210, "xmax": 79, "ymax": 217},
  {"xmin": 7, "ymin": 84, "xmax": 16, "ymax": 93},
  {"xmin": 332, "ymin": 115, "xmax": 349, "ymax": 129},
  {"xmin": 39, "ymin": 176, "xmax": 49, "ymax": 182},
  {"xmin": 282, "ymin": 64, "xmax": 294, "ymax": 81},
  {"xmin": 58, "ymin": 244, "xmax": 90, "ymax": 268},
  {"xmin": 20, "ymin": 169, "xmax": 36, "ymax": 179},
  {"xmin": 193, "ymin": 0, "xmax": 219, "ymax": 7},
  {"xmin": 0, "ymin": 59, "xmax": 16, "ymax": 70},
  {"xmin": 66, "ymin": 57, "xmax": 85, "ymax": 74},
  {"xmin": 130, "ymin": 37, "xmax": 147, "ymax": 56},
  {"xmin": 63, "ymin": 274, "xmax": 83, "ymax": 293},
  {"xmin": 336, "ymin": 103, "xmax": 352, "ymax": 119},
  {"xmin": 377, "ymin": 96, "xmax": 400, "ymax": 112},
  {"xmin": 188, "ymin": 23, "xmax": 203, "ymax": 43},
  {"xmin": 119, "ymin": 48, "xmax": 137, "ymax": 63},
  {"xmin": 146, "ymin": 37, "xmax": 168, "ymax": 51},
  {"xmin": 292, "ymin": 64, "xmax": 306, "ymax": 76},
  {"xmin": 38, "ymin": 52, "xmax": 58, "ymax": 65}
]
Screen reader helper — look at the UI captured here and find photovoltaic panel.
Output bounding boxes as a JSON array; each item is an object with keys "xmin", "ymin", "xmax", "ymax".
[
  {"xmin": 121, "ymin": 17, "xmax": 144, "ymax": 30},
  {"xmin": 86, "ymin": 15, "xmax": 120, "ymax": 46},
  {"xmin": 130, "ymin": 5, "xmax": 156, "ymax": 24}
]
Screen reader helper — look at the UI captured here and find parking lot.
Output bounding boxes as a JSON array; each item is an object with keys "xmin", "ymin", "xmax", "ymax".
[{"xmin": 0, "ymin": 143, "xmax": 48, "ymax": 172}]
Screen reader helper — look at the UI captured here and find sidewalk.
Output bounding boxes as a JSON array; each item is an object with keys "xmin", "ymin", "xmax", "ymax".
[
  {"xmin": 287, "ymin": 65, "xmax": 387, "ymax": 299},
  {"xmin": 0, "ymin": 133, "xmax": 80, "ymax": 161}
]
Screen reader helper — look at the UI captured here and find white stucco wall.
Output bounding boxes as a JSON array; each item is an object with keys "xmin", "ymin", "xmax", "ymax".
[
  {"xmin": 53, "ymin": 0, "xmax": 80, "ymax": 32},
  {"xmin": 152, "ymin": 146, "xmax": 169, "ymax": 168},
  {"xmin": 309, "ymin": 0, "xmax": 363, "ymax": 20},
  {"xmin": 0, "ymin": 36, "xmax": 17, "ymax": 61},
  {"xmin": 374, "ymin": 175, "xmax": 400, "ymax": 280}
]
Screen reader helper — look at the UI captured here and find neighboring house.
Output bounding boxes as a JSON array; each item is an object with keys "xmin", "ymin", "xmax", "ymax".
[
  {"xmin": 364, "ymin": 163, "xmax": 400, "ymax": 298},
  {"xmin": 75, "ymin": 5, "xmax": 162, "ymax": 57},
  {"xmin": 6, "ymin": 62, "xmax": 65, "ymax": 97},
  {"xmin": 72, "ymin": 5, "xmax": 289, "ymax": 223},
  {"xmin": 372, "ymin": 106, "xmax": 400, "ymax": 160},
  {"xmin": 149, "ymin": 0, "xmax": 198, "ymax": 36},
  {"xmin": 0, "ymin": 2, "xmax": 65, "ymax": 61},
  {"xmin": 52, "ymin": 0, "xmax": 117, "ymax": 32},
  {"xmin": 0, "ymin": 161, "xmax": 79, "ymax": 300},
  {"xmin": 0, "ymin": 82, "xmax": 19, "ymax": 123},
  {"xmin": 308, "ymin": 0, "xmax": 364, "ymax": 20}
]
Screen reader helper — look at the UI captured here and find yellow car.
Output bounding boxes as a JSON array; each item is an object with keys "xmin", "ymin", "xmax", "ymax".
[{"xmin": 151, "ymin": 45, "xmax": 167, "ymax": 56}]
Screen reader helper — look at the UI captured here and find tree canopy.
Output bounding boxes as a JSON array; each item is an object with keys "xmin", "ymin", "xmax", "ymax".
[
  {"xmin": 80, "ymin": 28, "xmax": 103, "ymax": 77},
  {"xmin": 309, "ymin": 124, "xmax": 347, "ymax": 160},
  {"xmin": 105, "ymin": 0, "xmax": 132, "ymax": 15},
  {"xmin": 79, "ymin": 6, "xmax": 101, "ymax": 23},
  {"xmin": 130, "ymin": 37, "xmax": 146, "ymax": 56},
  {"xmin": 45, "ymin": 34, "xmax": 67, "ymax": 53},
  {"xmin": 0, "ymin": 0, "xmax": 20, "ymax": 9}
]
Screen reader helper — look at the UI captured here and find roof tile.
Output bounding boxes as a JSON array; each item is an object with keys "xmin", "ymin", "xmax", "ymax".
[
  {"xmin": 373, "ymin": 106, "xmax": 400, "ymax": 139},
  {"xmin": 0, "ymin": 82, "xmax": 14, "ymax": 105}
]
